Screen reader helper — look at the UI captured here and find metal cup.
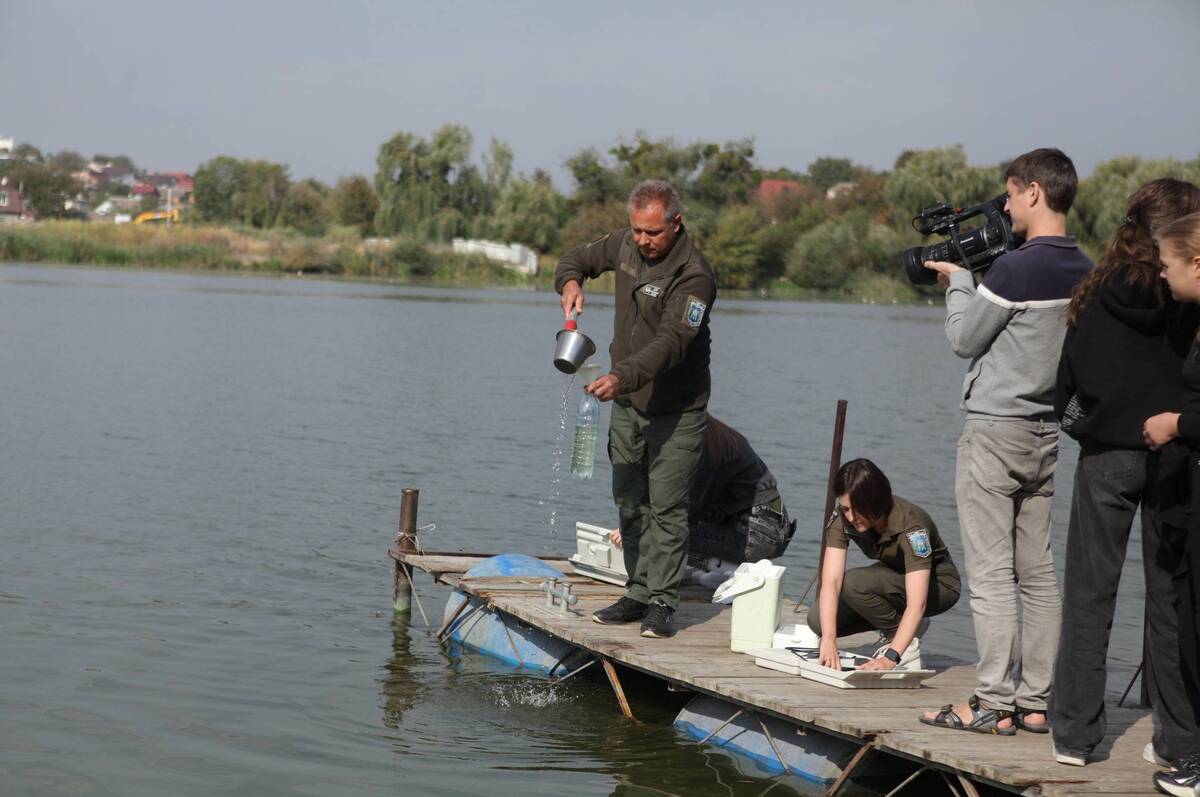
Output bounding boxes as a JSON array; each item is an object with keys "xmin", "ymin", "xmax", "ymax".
[{"xmin": 554, "ymin": 327, "xmax": 597, "ymax": 374}]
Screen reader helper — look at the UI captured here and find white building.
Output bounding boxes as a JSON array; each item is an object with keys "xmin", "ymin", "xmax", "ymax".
[
  {"xmin": 0, "ymin": 136, "xmax": 13, "ymax": 160},
  {"xmin": 451, "ymin": 238, "xmax": 539, "ymax": 275}
]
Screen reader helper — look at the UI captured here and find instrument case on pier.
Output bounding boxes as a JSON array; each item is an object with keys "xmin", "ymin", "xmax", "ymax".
[{"xmin": 568, "ymin": 522, "xmax": 628, "ymax": 586}]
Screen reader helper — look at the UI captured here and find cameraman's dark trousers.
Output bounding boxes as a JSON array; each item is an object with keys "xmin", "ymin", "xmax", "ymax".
[{"xmin": 1050, "ymin": 445, "xmax": 1199, "ymax": 761}]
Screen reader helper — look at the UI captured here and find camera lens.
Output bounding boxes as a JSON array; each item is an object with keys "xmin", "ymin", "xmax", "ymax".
[{"xmin": 901, "ymin": 247, "xmax": 939, "ymax": 285}]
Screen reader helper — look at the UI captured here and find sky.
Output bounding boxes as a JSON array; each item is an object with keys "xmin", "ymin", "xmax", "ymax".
[{"xmin": 2, "ymin": 0, "xmax": 1197, "ymax": 189}]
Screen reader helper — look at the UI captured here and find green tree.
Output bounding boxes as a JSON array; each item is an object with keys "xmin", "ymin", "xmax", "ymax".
[
  {"xmin": 786, "ymin": 211, "xmax": 870, "ymax": 291},
  {"xmin": 565, "ymin": 147, "xmax": 627, "ymax": 207},
  {"xmin": 374, "ymin": 124, "xmax": 484, "ymax": 240},
  {"xmin": 611, "ymin": 133, "xmax": 705, "ymax": 186},
  {"xmin": 278, "ymin": 180, "xmax": 328, "ymax": 235},
  {"xmin": 704, "ymin": 205, "xmax": 766, "ymax": 289},
  {"xmin": 332, "ymin": 175, "xmax": 379, "ymax": 235},
  {"xmin": 12, "ymin": 143, "xmax": 44, "ymax": 163},
  {"xmin": 1071, "ymin": 155, "xmax": 1200, "ymax": 254},
  {"xmin": 234, "ymin": 160, "xmax": 290, "ymax": 228},
  {"xmin": 806, "ymin": 157, "xmax": 862, "ymax": 192},
  {"xmin": 691, "ymin": 139, "xmax": 758, "ymax": 208},
  {"xmin": 882, "ymin": 145, "xmax": 1002, "ymax": 228},
  {"xmin": 756, "ymin": 201, "xmax": 829, "ymax": 280},
  {"xmin": 48, "ymin": 150, "xmax": 86, "ymax": 173},
  {"xmin": 488, "ymin": 170, "xmax": 565, "ymax": 252},
  {"xmin": 558, "ymin": 201, "xmax": 629, "ymax": 251},
  {"xmin": 483, "ymin": 138, "xmax": 514, "ymax": 195},
  {"xmin": 193, "ymin": 156, "xmax": 244, "ymax": 223},
  {"xmin": 2, "ymin": 159, "xmax": 81, "ymax": 219}
]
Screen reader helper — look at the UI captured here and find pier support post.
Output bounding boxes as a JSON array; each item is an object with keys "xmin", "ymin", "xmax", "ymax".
[
  {"xmin": 601, "ymin": 657, "xmax": 636, "ymax": 721},
  {"xmin": 825, "ymin": 736, "xmax": 874, "ymax": 796},
  {"xmin": 393, "ymin": 488, "xmax": 420, "ymax": 615}
]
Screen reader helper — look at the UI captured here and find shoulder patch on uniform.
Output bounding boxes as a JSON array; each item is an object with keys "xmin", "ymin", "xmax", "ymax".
[
  {"xmin": 906, "ymin": 530, "xmax": 932, "ymax": 558},
  {"xmin": 641, "ymin": 284, "xmax": 662, "ymax": 298},
  {"xmin": 684, "ymin": 295, "xmax": 706, "ymax": 327}
]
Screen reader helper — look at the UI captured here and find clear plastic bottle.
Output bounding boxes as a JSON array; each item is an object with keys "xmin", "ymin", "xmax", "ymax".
[{"xmin": 570, "ymin": 390, "xmax": 599, "ymax": 480}]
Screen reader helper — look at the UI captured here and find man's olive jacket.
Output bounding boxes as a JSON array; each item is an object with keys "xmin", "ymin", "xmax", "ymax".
[{"xmin": 554, "ymin": 228, "xmax": 716, "ymax": 414}]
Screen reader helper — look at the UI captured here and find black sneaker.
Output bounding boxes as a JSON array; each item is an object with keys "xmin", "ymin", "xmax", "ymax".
[
  {"xmin": 640, "ymin": 602, "xmax": 675, "ymax": 638},
  {"xmin": 592, "ymin": 597, "xmax": 647, "ymax": 624},
  {"xmin": 1152, "ymin": 760, "xmax": 1199, "ymax": 797}
]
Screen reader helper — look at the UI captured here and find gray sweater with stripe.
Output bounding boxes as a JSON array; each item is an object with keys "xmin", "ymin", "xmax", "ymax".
[{"xmin": 944, "ymin": 237, "xmax": 1093, "ymax": 419}]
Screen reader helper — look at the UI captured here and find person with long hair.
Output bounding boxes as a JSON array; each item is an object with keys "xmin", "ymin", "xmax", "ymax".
[
  {"xmin": 1052, "ymin": 180, "xmax": 1200, "ymax": 768},
  {"xmin": 1141, "ymin": 211, "xmax": 1200, "ymax": 795}
]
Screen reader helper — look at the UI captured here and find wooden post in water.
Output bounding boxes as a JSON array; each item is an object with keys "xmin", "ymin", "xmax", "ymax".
[{"xmin": 393, "ymin": 488, "xmax": 420, "ymax": 615}]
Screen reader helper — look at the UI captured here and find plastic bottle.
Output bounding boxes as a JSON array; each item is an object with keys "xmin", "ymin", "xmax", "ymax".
[{"xmin": 570, "ymin": 390, "xmax": 599, "ymax": 480}]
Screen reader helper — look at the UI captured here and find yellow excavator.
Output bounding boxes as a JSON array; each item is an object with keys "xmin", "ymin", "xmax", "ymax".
[{"xmin": 133, "ymin": 208, "xmax": 180, "ymax": 225}]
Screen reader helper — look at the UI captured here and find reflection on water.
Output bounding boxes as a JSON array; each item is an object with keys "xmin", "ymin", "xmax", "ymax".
[
  {"xmin": 380, "ymin": 618, "xmax": 422, "ymax": 729},
  {"xmin": 0, "ymin": 263, "xmax": 1137, "ymax": 796}
]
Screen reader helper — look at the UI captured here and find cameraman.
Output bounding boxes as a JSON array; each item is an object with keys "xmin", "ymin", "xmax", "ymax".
[{"xmin": 919, "ymin": 149, "xmax": 1093, "ymax": 738}]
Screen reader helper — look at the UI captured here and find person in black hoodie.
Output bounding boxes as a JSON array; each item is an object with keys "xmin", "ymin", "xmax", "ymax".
[
  {"xmin": 1050, "ymin": 179, "xmax": 1200, "ymax": 767},
  {"xmin": 1142, "ymin": 211, "xmax": 1200, "ymax": 793}
]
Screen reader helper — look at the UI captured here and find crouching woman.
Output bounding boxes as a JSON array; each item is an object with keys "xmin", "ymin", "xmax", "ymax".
[{"xmin": 807, "ymin": 459, "xmax": 961, "ymax": 671}]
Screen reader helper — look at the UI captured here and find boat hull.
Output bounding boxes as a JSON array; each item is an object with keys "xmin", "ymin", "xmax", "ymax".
[{"xmin": 441, "ymin": 553, "xmax": 589, "ymax": 677}]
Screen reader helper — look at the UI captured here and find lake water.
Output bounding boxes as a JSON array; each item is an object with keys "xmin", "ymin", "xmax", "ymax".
[{"xmin": 0, "ymin": 263, "xmax": 1149, "ymax": 796}]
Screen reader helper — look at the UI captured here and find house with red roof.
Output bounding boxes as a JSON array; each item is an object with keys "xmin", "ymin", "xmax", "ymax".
[
  {"xmin": 0, "ymin": 179, "xmax": 31, "ymax": 222},
  {"xmin": 754, "ymin": 178, "xmax": 811, "ymax": 221}
]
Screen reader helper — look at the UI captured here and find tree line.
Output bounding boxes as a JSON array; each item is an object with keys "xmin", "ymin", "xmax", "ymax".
[{"xmin": 5, "ymin": 129, "xmax": 1199, "ymax": 295}]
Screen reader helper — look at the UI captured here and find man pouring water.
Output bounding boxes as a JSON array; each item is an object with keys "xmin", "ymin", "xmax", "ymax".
[{"xmin": 555, "ymin": 179, "xmax": 717, "ymax": 639}]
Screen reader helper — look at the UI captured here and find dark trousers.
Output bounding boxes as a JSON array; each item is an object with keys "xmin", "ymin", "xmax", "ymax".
[
  {"xmin": 1181, "ymin": 456, "xmax": 1200, "ymax": 746},
  {"xmin": 805, "ymin": 562, "xmax": 961, "ymax": 637},
  {"xmin": 1050, "ymin": 446, "xmax": 1199, "ymax": 760},
  {"xmin": 689, "ymin": 500, "xmax": 796, "ymax": 565}
]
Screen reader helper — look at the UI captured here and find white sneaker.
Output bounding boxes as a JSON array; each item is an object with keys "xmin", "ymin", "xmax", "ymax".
[
  {"xmin": 1145, "ymin": 741, "xmax": 1173, "ymax": 768},
  {"xmin": 1053, "ymin": 746, "xmax": 1087, "ymax": 767},
  {"xmin": 874, "ymin": 637, "xmax": 922, "ymax": 670}
]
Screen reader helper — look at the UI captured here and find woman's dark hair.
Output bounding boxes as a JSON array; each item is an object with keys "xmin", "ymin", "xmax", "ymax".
[
  {"xmin": 1067, "ymin": 178, "xmax": 1200, "ymax": 326},
  {"xmin": 834, "ymin": 458, "xmax": 894, "ymax": 522}
]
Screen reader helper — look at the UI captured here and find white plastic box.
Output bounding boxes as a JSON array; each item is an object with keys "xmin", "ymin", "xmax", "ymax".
[
  {"xmin": 713, "ymin": 560, "xmax": 786, "ymax": 652},
  {"xmin": 568, "ymin": 522, "xmax": 628, "ymax": 586}
]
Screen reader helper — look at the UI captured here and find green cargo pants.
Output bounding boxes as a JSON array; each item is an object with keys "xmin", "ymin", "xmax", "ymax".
[
  {"xmin": 609, "ymin": 402, "xmax": 706, "ymax": 610},
  {"xmin": 805, "ymin": 563, "xmax": 961, "ymax": 636}
]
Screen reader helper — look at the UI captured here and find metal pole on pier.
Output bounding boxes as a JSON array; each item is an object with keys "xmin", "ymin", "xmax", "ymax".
[
  {"xmin": 797, "ymin": 399, "xmax": 848, "ymax": 608},
  {"xmin": 393, "ymin": 488, "xmax": 420, "ymax": 615}
]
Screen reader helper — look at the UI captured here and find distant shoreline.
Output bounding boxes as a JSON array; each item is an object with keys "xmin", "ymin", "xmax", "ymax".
[{"xmin": 0, "ymin": 221, "xmax": 935, "ymax": 305}]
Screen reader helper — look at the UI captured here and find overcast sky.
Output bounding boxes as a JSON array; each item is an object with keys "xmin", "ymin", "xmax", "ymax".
[{"xmin": 2, "ymin": 0, "xmax": 1197, "ymax": 188}]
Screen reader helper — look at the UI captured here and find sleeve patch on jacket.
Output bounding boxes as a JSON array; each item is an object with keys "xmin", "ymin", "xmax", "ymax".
[
  {"xmin": 685, "ymin": 296, "xmax": 706, "ymax": 327},
  {"xmin": 906, "ymin": 530, "xmax": 932, "ymax": 558}
]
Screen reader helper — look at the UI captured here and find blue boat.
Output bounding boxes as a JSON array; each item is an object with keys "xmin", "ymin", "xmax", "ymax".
[
  {"xmin": 440, "ymin": 553, "xmax": 589, "ymax": 677},
  {"xmin": 675, "ymin": 694, "xmax": 905, "ymax": 790}
]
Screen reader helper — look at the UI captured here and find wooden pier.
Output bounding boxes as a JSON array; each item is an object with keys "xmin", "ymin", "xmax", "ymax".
[{"xmin": 393, "ymin": 549, "xmax": 1162, "ymax": 797}]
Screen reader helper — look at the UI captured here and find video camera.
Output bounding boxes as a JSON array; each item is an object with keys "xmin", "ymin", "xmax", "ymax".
[{"xmin": 899, "ymin": 194, "xmax": 1020, "ymax": 285}]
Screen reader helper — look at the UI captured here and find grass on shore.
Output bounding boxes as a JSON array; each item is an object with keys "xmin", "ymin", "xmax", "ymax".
[{"xmin": 0, "ymin": 220, "xmax": 920, "ymax": 301}]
